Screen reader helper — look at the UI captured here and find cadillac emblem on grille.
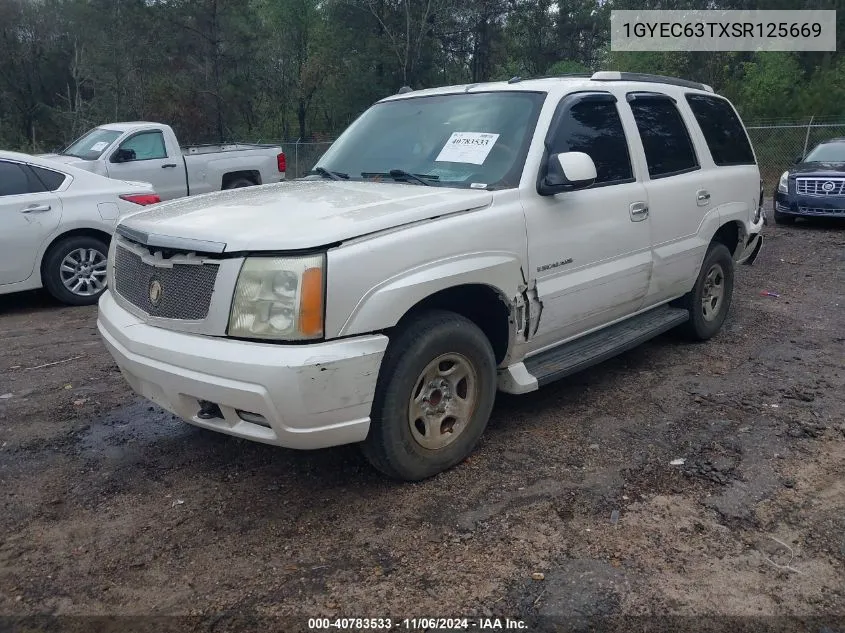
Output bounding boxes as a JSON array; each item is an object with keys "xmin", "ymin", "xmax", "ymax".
[
  {"xmin": 149, "ymin": 278, "xmax": 163, "ymax": 306},
  {"xmin": 822, "ymin": 181, "xmax": 835, "ymax": 192}
]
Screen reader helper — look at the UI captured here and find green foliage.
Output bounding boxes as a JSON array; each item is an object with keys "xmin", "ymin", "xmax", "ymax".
[{"xmin": 0, "ymin": 0, "xmax": 842, "ymax": 152}]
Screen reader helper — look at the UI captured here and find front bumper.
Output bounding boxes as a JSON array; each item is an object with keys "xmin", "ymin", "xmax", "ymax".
[
  {"xmin": 97, "ymin": 291, "xmax": 389, "ymax": 449},
  {"xmin": 773, "ymin": 190, "xmax": 845, "ymax": 217}
]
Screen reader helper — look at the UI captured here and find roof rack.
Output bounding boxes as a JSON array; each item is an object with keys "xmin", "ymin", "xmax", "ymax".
[{"xmin": 590, "ymin": 71, "xmax": 714, "ymax": 93}]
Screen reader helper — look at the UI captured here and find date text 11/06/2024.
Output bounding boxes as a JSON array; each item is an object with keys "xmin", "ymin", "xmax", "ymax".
[{"xmin": 307, "ymin": 617, "xmax": 529, "ymax": 630}]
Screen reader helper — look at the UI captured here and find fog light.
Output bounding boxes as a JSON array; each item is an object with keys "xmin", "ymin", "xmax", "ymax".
[{"xmin": 237, "ymin": 410, "xmax": 271, "ymax": 428}]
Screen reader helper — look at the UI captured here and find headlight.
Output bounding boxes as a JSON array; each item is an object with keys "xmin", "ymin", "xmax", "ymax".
[
  {"xmin": 228, "ymin": 254, "xmax": 325, "ymax": 340},
  {"xmin": 778, "ymin": 171, "xmax": 789, "ymax": 193}
]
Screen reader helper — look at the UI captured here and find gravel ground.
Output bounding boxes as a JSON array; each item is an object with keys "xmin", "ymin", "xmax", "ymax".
[{"xmin": 0, "ymin": 217, "xmax": 843, "ymax": 632}]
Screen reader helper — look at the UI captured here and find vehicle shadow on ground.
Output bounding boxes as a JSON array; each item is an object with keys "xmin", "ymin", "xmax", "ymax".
[
  {"xmin": 0, "ymin": 289, "xmax": 65, "ymax": 316},
  {"xmin": 780, "ymin": 216, "xmax": 845, "ymax": 231}
]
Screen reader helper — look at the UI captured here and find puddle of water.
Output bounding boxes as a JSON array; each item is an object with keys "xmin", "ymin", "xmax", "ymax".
[{"xmin": 79, "ymin": 400, "xmax": 191, "ymax": 460}]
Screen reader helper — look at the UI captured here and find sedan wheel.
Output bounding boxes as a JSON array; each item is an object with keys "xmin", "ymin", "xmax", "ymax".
[
  {"xmin": 42, "ymin": 235, "xmax": 110, "ymax": 306},
  {"xmin": 60, "ymin": 247, "xmax": 108, "ymax": 298}
]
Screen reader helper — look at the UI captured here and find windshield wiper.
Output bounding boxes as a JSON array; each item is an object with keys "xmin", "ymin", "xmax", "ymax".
[
  {"xmin": 362, "ymin": 170, "xmax": 440, "ymax": 186},
  {"xmin": 312, "ymin": 167, "xmax": 348, "ymax": 181}
]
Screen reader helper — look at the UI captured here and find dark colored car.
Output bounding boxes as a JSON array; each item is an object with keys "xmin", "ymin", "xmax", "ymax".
[{"xmin": 773, "ymin": 138, "xmax": 845, "ymax": 224}]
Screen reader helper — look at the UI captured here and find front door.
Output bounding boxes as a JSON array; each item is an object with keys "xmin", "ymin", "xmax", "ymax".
[
  {"xmin": 522, "ymin": 91, "xmax": 652, "ymax": 353},
  {"xmin": 0, "ymin": 160, "xmax": 62, "ymax": 285},
  {"xmin": 106, "ymin": 130, "xmax": 185, "ymax": 200}
]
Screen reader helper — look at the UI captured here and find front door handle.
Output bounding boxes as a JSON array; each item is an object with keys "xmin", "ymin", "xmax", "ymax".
[
  {"xmin": 162, "ymin": 163, "xmax": 178, "ymax": 169},
  {"xmin": 696, "ymin": 190, "xmax": 711, "ymax": 206},
  {"xmin": 630, "ymin": 201, "xmax": 649, "ymax": 222},
  {"xmin": 21, "ymin": 204, "xmax": 52, "ymax": 214}
]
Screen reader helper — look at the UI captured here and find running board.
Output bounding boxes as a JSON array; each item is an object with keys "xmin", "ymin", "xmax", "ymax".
[{"xmin": 523, "ymin": 306, "xmax": 690, "ymax": 387}]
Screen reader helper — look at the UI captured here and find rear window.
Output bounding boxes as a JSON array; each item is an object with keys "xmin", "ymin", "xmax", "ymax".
[
  {"xmin": 628, "ymin": 94, "xmax": 699, "ymax": 179},
  {"xmin": 685, "ymin": 94, "xmax": 755, "ymax": 166},
  {"xmin": 30, "ymin": 165, "xmax": 68, "ymax": 191}
]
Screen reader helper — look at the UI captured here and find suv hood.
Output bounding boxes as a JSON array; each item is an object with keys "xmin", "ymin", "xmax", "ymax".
[{"xmin": 119, "ymin": 180, "xmax": 494, "ymax": 252}]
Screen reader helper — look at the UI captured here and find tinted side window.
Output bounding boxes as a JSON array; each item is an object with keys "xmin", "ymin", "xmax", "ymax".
[
  {"xmin": 30, "ymin": 165, "xmax": 68, "ymax": 191},
  {"xmin": 685, "ymin": 94, "xmax": 755, "ymax": 166},
  {"xmin": 629, "ymin": 95, "xmax": 699, "ymax": 178},
  {"xmin": 119, "ymin": 131, "xmax": 167, "ymax": 160},
  {"xmin": 549, "ymin": 99, "xmax": 633, "ymax": 185},
  {"xmin": 0, "ymin": 162, "xmax": 34, "ymax": 196}
]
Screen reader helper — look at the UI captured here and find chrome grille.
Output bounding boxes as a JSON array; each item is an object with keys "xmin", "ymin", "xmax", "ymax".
[
  {"xmin": 114, "ymin": 245, "xmax": 219, "ymax": 320},
  {"xmin": 795, "ymin": 178, "xmax": 845, "ymax": 196},
  {"xmin": 797, "ymin": 206, "xmax": 845, "ymax": 216}
]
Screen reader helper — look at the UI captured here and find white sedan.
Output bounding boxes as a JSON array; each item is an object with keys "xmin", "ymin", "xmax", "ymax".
[{"xmin": 0, "ymin": 150, "xmax": 161, "ymax": 305}]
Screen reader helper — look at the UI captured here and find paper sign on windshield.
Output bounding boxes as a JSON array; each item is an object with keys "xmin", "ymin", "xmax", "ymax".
[
  {"xmin": 90, "ymin": 141, "xmax": 109, "ymax": 152},
  {"xmin": 435, "ymin": 132, "xmax": 500, "ymax": 165}
]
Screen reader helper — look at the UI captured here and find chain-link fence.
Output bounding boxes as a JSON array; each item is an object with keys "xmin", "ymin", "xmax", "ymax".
[
  {"xmin": 269, "ymin": 141, "xmax": 334, "ymax": 179},
  {"xmin": 746, "ymin": 118, "xmax": 845, "ymax": 193}
]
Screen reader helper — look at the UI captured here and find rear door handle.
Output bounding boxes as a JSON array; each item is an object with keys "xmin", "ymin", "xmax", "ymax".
[
  {"xmin": 629, "ymin": 201, "xmax": 649, "ymax": 222},
  {"xmin": 21, "ymin": 204, "xmax": 51, "ymax": 213},
  {"xmin": 162, "ymin": 163, "xmax": 178, "ymax": 169},
  {"xmin": 696, "ymin": 190, "xmax": 711, "ymax": 206}
]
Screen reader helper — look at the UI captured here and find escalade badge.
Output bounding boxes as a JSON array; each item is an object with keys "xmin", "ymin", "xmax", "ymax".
[
  {"xmin": 822, "ymin": 181, "xmax": 835, "ymax": 192},
  {"xmin": 149, "ymin": 279, "xmax": 163, "ymax": 306}
]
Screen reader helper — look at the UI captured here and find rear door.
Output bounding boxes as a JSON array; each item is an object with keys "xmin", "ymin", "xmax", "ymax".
[
  {"xmin": 106, "ymin": 130, "xmax": 186, "ymax": 200},
  {"xmin": 523, "ymin": 91, "xmax": 652, "ymax": 352},
  {"xmin": 0, "ymin": 160, "xmax": 63, "ymax": 285},
  {"xmin": 623, "ymin": 92, "xmax": 712, "ymax": 305}
]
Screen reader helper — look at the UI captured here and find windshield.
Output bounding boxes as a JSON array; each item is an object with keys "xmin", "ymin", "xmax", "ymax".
[
  {"xmin": 314, "ymin": 91, "xmax": 546, "ymax": 189},
  {"xmin": 803, "ymin": 142, "xmax": 845, "ymax": 163},
  {"xmin": 62, "ymin": 128, "xmax": 122, "ymax": 160}
]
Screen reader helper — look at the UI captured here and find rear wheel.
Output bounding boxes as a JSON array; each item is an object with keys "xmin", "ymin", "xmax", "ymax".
[
  {"xmin": 362, "ymin": 311, "xmax": 497, "ymax": 481},
  {"xmin": 42, "ymin": 235, "xmax": 109, "ymax": 306},
  {"xmin": 676, "ymin": 242, "xmax": 734, "ymax": 341},
  {"xmin": 223, "ymin": 177, "xmax": 255, "ymax": 189}
]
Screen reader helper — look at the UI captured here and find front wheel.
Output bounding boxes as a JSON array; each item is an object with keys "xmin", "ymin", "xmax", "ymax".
[
  {"xmin": 362, "ymin": 311, "xmax": 497, "ymax": 481},
  {"xmin": 42, "ymin": 235, "xmax": 109, "ymax": 306},
  {"xmin": 676, "ymin": 242, "xmax": 735, "ymax": 341}
]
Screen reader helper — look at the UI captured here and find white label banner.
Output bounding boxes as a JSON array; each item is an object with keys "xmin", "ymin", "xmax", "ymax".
[{"xmin": 611, "ymin": 10, "xmax": 836, "ymax": 51}]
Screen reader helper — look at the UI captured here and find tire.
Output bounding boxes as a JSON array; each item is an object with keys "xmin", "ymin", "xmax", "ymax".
[
  {"xmin": 223, "ymin": 177, "xmax": 255, "ymax": 190},
  {"xmin": 41, "ymin": 235, "xmax": 109, "ymax": 306},
  {"xmin": 362, "ymin": 310, "xmax": 497, "ymax": 481},
  {"xmin": 773, "ymin": 208, "xmax": 796, "ymax": 225},
  {"xmin": 676, "ymin": 242, "xmax": 734, "ymax": 341}
]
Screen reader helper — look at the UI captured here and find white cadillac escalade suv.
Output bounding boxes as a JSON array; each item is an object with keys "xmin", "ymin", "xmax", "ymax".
[{"xmin": 97, "ymin": 72, "xmax": 765, "ymax": 481}]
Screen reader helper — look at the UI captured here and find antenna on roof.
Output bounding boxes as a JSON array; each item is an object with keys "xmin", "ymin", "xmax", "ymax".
[
  {"xmin": 397, "ymin": 86, "xmax": 413, "ymax": 94},
  {"xmin": 507, "ymin": 76, "xmax": 522, "ymax": 84}
]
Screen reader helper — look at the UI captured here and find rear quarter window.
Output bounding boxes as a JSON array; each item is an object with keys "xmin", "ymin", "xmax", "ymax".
[
  {"xmin": 685, "ymin": 94, "xmax": 756, "ymax": 166},
  {"xmin": 30, "ymin": 165, "xmax": 68, "ymax": 191}
]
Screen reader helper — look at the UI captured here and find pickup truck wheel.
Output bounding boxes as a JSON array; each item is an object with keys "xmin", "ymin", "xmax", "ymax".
[
  {"xmin": 362, "ymin": 311, "xmax": 497, "ymax": 481},
  {"xmin": 42, "ymin": 235, "xmax": 109, "ymax": 306},
  {"xmin": 677, "ymin": 242, "xmax": 734, "ymax": 341},
  {"xmin": 223, "ymin": 177, "xmax": 255, "ymax": 189}
]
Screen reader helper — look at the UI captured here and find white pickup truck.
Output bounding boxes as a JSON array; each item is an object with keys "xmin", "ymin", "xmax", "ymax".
[
  {"xmin": 40, "ymin": 122, "xmax": 285, "ymax": 201},
  {"xmin": 98, "ymin": 72, "xmax": 765, "ymax": 481}
]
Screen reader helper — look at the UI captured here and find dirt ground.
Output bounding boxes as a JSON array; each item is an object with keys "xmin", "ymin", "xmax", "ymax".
[{"xmin": 1, "ymin": 216, "xmax": 843, "ymax": 632}]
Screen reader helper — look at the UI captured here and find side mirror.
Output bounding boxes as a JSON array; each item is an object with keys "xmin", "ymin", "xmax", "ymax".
[
  {"xmin": 792, "ymin": 153, "xmax": 804, "ymax": 165},
  {"xmin": 538, "ymin": 151, "xmax": 597, "ymax": 196},
  {"xmin": 112, "ymin": 148, "xmax": 136, "ymax": 163}
]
